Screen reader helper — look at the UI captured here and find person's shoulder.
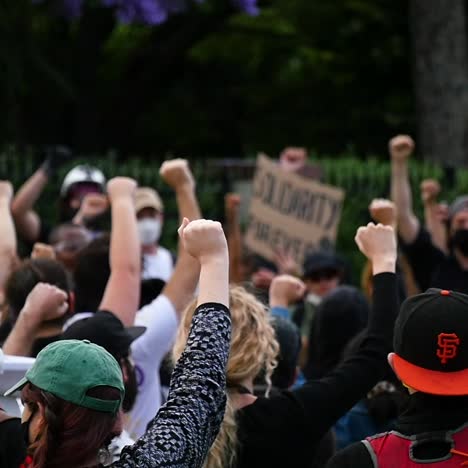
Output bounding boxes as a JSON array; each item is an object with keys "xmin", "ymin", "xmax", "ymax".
[{"xmin": 326, "ymin": 440, "xmax": 373, "ymax": 468}]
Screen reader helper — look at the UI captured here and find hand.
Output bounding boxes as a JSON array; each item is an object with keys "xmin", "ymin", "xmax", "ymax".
[
  {"xmin": 22, "ymin": 283, "xmax": 68, "ymax": 325},
  {"xmin": 106, "ymin": 177, "xmax": 137, "ymax": 201},
  {"xmin": 0, "ymin": 181, "xmax": 13, "ymax": 201},
  {"xmin": 225, "ymin": 193, "xmax": 241, "ymax": 218},
  {"xmin": 274, "ymin": 248, "xmax": 301, "ymax": 276},
  {"xmin": 421, "ymin": 179, "xmax": 441, "ymax": 204},
  {"xmin": 178, "ymin": 218, "xmax": 227, "ymax": 264},
  {"xmin": 270, "ymin": 275, "xmax": 306, "ymax": 308},
  {"xmin": 369, "ymin": 199, "xmax": 397, "ymax": 227},
  {"xmin": 388, "ymin": 135, "xmax": 415, "ymax": 162},
  {"xmin": 41, "ymin": 145, "xmax": 73, "ymax": 176},
  {"xmin": 251, "ymin": 268, "xmax": 276, "ymax": 290},
  {"xmin": 355, "ymin": 223, "xmax": 397, "ymax": 274},
  {"xmin": 160, "ymin": 159, "xmax": 195, "ymax": 191},
  {"xmin": 73, "ymin": 193, "xmax": 109, "ymax": 224},
  {"xmin": 31, "ymin": 243, "xmax": 56, "ymax": 260},
  {"xmin": 279, "ymin": 147, "xmax": 307, "ymax": 172}
]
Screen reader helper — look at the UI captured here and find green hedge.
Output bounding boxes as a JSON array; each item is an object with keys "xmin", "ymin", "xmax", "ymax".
[{"xmin": 3, "ymin": 149, "xmax": 467, "ymax": 285}]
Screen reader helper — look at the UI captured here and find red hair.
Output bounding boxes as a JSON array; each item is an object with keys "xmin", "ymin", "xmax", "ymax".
[{"xmin": 22, "ymin": 383, "xmax": 121, "ymax": 468}]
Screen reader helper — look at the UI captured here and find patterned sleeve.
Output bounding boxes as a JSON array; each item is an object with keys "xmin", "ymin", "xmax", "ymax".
[{"xmin": 112, "ymin": 302, "xmax": 231, "ymax": 468}]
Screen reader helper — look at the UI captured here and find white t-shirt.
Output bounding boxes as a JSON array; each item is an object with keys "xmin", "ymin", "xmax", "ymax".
[
  {"xmin": 125, "ymin": 294, "xmax": 179, "ymax": 439},
  {"xmin": 142, "ymin": 246, "xmax": 174, "ymax": 281}
]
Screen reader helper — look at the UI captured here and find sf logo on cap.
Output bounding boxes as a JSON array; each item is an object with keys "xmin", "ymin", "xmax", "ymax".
[{"xmin": 437, "ymin": 333, "xmax": 460, "ymax": 364}]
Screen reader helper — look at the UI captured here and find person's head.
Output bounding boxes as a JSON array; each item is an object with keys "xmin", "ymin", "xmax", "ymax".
[
  {"xmin": 306, "ymin": 286, "xmax": 369, "ymax": 379},
  {"xmin": 60, "ymin": 165, "xmax": 106, "ymax": 221},
  {"xmin": 73, "ymin": 235, "xmax": 110, "ymax": 314},
  {"xmin": 448, "ymin": 197, "xmax": 468, "ymax": 256},
  {"xmin": 61, "ymin": 312, "xmax": 145, "ymax": 413},
  {"xmin": 135, "ymin": 187, "xmax": 164, "ymax": 248},
  {"xmin": 389, "ymin": 288, "xmax": 468, "ymax": 396},
  {"xmin": 5, "ymin": 340, "xmax": 124, "ymax": 467},
  {"xmin": 4, "ymin": 259, "xmax": 72, "ymax": 355},
  {"xmin": 270, "ymin": 316, "xmax": 302, "ymax": 390},
  {"xmin": 173, "ymin": 286, "xmax": 279, "ymax": 468},
  {"xmin": 49, "ymin": 223, "xmax": 93, "ymax": 272},
  {"xmin": 302, "ymin": 251, "xmax": 344, "ymax": 298}
]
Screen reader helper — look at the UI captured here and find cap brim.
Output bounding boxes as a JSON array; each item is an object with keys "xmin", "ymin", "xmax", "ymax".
[
  {"xmin": 126, "ymin": 326, "xmax": 146, "ymax": 343},
  {"xmin": 4, "ymin": 377, "xmax": 28, "ymax": 397},
  {"xmin": 393, "ymin": 354, "xmax": 468, "ymax": 396}
]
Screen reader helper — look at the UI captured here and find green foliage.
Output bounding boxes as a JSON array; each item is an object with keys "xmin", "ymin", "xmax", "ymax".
[{"xmin": 3, "ymin": 149, "xmax": 467, "ymax": 285}]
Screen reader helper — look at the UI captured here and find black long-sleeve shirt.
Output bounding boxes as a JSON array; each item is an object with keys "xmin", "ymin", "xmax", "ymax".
[{"xmin": 235, "ymin": 273, "xmax": 398, "ymax": 468}]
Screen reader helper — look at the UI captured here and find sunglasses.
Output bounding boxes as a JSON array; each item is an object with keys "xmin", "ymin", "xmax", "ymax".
[{"xmin": 306, "ymin": 269, "xmax": 340, "ymax": 282}]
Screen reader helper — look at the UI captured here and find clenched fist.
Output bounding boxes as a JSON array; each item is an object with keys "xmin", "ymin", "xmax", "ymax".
[
  {"xmin": 369, "ymin": 199, "xmax": 397, "ymax": 227},
  {"xmin": 420, "ymin": 179, "xmax": 441, "ymax": 205},
  {"xmin": 279, "ymin": 147, "xmax": 307, "ymax": 173},
  {"xmin": 270, "ymin": 275, "xmax": 306, "ymax": 308},
  {"xmin": 107, "ymin": 177, "xmax": 137, "ymax": 201},
  {"xmin": 389, "ymin": 135, "xmax": 415, "ymax": 162},
  {"xmin": 355, "ymin": 223, "xmax": 396, "ymax": 273},
  {"xmin": 178, "ymin": 218, "xmax": 227, "ymax": 264},
  {"xmin": 160, "ymin": 159, "xmax": 195, "ymax": 191}
]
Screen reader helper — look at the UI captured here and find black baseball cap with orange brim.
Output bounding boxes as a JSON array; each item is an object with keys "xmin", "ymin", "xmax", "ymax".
[{"xmin": 393, "ymin": 288, "xmax": 468, "ymax": 396}]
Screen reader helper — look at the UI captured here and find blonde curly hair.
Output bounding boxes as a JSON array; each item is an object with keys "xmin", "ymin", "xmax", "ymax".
[{"xmin": 173, "ymin": 286, "xmax": 279, "ymax": 468}]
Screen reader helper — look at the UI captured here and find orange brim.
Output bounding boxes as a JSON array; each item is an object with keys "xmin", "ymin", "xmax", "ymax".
[{"xmin": 393, "ymin": 354, "xmax": 468, "ymax": 396}]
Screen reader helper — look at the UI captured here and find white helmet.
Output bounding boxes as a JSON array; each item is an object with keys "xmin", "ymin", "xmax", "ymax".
[{"xmin": 60, "ymin": 164, "xmax": 106, "ymax": 197}]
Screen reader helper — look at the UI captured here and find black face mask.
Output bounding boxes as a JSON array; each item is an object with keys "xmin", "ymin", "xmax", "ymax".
[{"xmin": 451, "ymin": 229, "xmax": 468, "ymax": 256}]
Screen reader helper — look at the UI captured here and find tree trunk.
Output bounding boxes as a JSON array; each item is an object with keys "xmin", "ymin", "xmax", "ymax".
[{"xmin": 409, "ymin": 0, "xmax": 468, "ymax": 167}]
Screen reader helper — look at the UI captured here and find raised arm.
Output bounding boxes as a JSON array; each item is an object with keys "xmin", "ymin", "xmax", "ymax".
[
  {"xmin": 389, "ymin": 135, "xmax": 420, "ymax": 244},
  {"xmin": 11, "ymin": 147, "xmax": 71, "ymax": 243},
  {"xmin": 99, "ymin": 177, "xmax": 140, "ymax": 327},
  {"xmin": 3, "ymin": 283, "xmax": 68, "ymax": 357},
  {"xmin": 116, "ymin": 219, "xmax": 230, "ymax": 468},
  {"xmin": 158, "ymin": 159, "xmax": 202, "ymax": 315},
  {"xmin": 285, "ymin": 223, "xmax": 398, "ymax": 439},
  {"xmin": 420, "ymin": 179, "xmax": 449, "ymax": 254},
  {"xmin": 0, "ymin": 182, "xmax": 17, "ymax": 302},
  {"xmin": 225, "ymin": 193, "xmax": 244, "ymax": 284}
]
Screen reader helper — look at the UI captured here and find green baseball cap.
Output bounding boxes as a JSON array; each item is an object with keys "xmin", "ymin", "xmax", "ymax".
[{"xmin": 4, "ymin": 339, "xmax": 124, "ymax": 415}]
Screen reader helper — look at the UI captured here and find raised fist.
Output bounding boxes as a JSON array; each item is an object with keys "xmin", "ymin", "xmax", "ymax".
[
  {"xmin": 31, "ymin": 243, "xmax": 56, "ymax": 261},
  {"xmin": 106, "ymin": 177, "xmax": 137, "ymax": 201},
  {"xmin": 369, "ymin": 199, "xmax": 397, "ymax": 227},
  {"xmin": 225, "ymin": 193, "xmax": 241, "ymax": 216},
  {"xmin": 178, "ymin": 218, "xmax": 227, "ymax": 263},
  {"xmin": 279, "ymin": 147, "xmax": 308, "ymax": 173},
  {"xmin": 23, "ymin": 283, "xmax": 68, "ymax": 324},
  {"xmin": 74, "ymin": 193, "xmax": 109, "ymax": 223},
  {"xmin": 389, "ymin": 135, "xmax": 415, "ymax": 162},
  {"xmin": 355, "ymin": 222, "xmax": 397, "ymax": 264},
  {"xmin": 0, "ymin": 181, "xmax": 13, "ymax": 201},
  {"xmin": 420, "ymin": 179, "xmax": 441, "ymax": 204},
  {"xmin": 270, "ymin": 275, "xmax": 306, "ymax": 307},
  {"xmin": 160, "ymin": 159, "xmax": 195, "ymax": 191}
]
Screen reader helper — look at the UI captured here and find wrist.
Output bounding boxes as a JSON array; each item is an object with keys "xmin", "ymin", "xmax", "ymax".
[
  {"xmin": 372, "ymin": 256, "xmax": 396, "ymax": 275},
  {"xmin": 19, "ymin": 305, "xmax": 42, "ymax": 331},
  {"xmin": 175, "ymin": 183, "xmax": 195, "ymax": 195},
  {"xmin": 199, "ymin": 252, "xmax": 229, "ymax": 268},
  {"xmin": 269, "ymin": 293, "xmax": 289, "ymax": 308}
]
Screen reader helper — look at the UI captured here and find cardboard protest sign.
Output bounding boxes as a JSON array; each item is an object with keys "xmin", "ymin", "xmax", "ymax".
[{"xmin": 245, "ymin": 154, "xmax": 345, "ymax": 265}]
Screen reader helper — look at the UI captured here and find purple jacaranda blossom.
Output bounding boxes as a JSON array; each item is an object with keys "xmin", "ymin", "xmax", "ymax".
[{"xmin": 38, "ymin": 0, "xmax": 259, "ymax": 24}]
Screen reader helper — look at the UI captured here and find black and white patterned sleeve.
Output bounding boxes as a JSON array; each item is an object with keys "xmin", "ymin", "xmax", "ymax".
[{"xmin": 112, "ymin": 302, "xmax": 231, "ymax": 468}]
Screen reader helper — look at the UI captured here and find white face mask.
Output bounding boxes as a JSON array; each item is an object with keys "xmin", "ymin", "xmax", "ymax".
[{"xmin": 138, "ymin": 218, "xmax": 162, "ymax": 246}]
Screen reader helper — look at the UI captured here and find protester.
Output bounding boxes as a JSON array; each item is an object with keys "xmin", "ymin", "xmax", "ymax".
[
  {"xmin": 11, "ymin": 147, "xmax": 104, "ymax": 244},
  {"xmin": 174, "ymin": 222, "xmax": 398, "ymax": 468},
  {"xmin": 327, "ymin": 287, "xmax": 468, "ymax": 467},
  {"xmin": 135, "ymin": 186, "xmax": 174, "ymax": 281},
  {"xmin": 390, "ymin": 134, "xmax": 468, "ymax": 293},
  {"xmin": 4, "ymin": 217, "xmax": 231, "ymax": 467}
]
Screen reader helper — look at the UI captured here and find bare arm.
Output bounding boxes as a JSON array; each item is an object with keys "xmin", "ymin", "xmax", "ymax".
[
  {"xmin": 389, "ymin": 135, "xmax": 420, "ymax": 244},
  {"xmin": 11, "ymin": 168, "xmax": 48, "ymax": 243},
  {"xmin": 0, "ymin": 182, "xmax": 17, "ymax": 301},
  {"xmin": 99, "ymin": 177, "xmax": 140, "ymax": 327},
  {"xmin": 225, "ymin": 193, "xmax": 244, "ymax": 284},
  {"xmin": 159, "ymin": 160, "xmax": 202, "ymax": 316},
  {"xmin": 421, "ymin": 179, "xmax": 449, "ymax": 254},
  {"xmin": 3, "ymin": 283, "xmax": 68, "ymax": 356}
]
